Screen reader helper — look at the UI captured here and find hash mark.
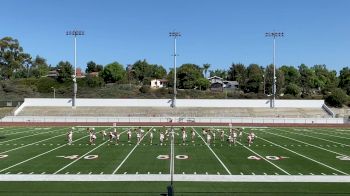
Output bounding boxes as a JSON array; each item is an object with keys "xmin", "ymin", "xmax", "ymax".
[
  {"xmin": 100, "ymin": 172, "xmax": 104, "ymax": 174},
  {"xmin": 274, "ymin": 173, "xmax": 279, "ymax": 175},
  {"xmin": 65, "ymin": 172, "xmax": 69, "ymax": 174},
  {"xmin": 217, "ymin": 172, "xmax": 220, "ymax": 175},
  {"xmin": 240, "ymin": 172, "xmax": 243, "ymax": 175},
  {"xmin": 298, "ymin": 173, "xmax": 303, "ymax": 175},
  {"xmin": 310, "ymin": 173, "xmax": 314, "ymax": 175},
  {"xmin": 124, "ymin": 172, "xmax": 127, "ymax": 174}
]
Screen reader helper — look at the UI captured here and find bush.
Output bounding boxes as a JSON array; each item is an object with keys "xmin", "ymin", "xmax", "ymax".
[
  {"xmin": 325, "ymin": 88, "xmax": 348, "ymax": 108},
  {"xmin": 139, "ymin": 85, "xmax": 151, "ymax": 93},
  {"xmin": 36, "ymin": 78, "xmax": 59, "ymax": 93}
]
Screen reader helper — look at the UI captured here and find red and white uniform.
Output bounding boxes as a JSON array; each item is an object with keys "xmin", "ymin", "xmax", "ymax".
[
  {"xmin": 127, "ymin": 129, "xmax": 132, "ymax": 142},
  {"xmin": 67, "ymin": 130, "xmax": 73, "ymax": 145},
  {"xmin": 191, "ymin": 130, "xmax": 195, "ymax": 142},
  {"xmin": 247, "ymin": 135, "xmax": 253, "ymax": 146},
  {"xmin": 160, "ymin": 133, "xmax": 165, "ymax": 145}
]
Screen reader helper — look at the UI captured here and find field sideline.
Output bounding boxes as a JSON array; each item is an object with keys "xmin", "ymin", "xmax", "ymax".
[{"xmin": 0, "ymin": 125, "xmax": 350, "ymax": 195}]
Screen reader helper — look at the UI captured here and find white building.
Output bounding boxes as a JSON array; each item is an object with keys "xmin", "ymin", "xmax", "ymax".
[{"xmin": 150, "ymin": 79, "xmax": 168, "ymax": 88}]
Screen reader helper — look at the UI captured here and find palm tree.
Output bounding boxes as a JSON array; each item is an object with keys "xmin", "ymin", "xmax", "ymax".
[{"xmin": 203, "ymin": 63, "xmax": 211, "ymax": 78}]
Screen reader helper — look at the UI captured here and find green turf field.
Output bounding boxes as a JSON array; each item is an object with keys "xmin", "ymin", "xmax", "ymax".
[{"xmin": 0, "ymin": 125, "xmax": 350, "ymax": 195}]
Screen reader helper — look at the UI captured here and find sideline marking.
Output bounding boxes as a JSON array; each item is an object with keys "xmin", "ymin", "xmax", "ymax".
[
  {"xmin": 1, "ymin": 174, "xmax": 350, "ymax": 182},
  {"xmin": 192, "ymin": 127, "xmax": 231, "ymax": 175},
  {"xmin": 250, "ymin": 132, "xmax": 349, "ymax": 175},
  {"xmin": 0, "ymin": 135, "xmax": 88, "ymax": 173},
  {"xmin": 112, "ymin": 127, "xmax": 153, "ymax": 174}
]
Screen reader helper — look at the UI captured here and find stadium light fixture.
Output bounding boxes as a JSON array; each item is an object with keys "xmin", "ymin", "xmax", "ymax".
[
  {"xmin": 169, "ymin": 31, "xmax": 181, "ymax": 108},
  {"xmin": 265, "ymin": 31, "xmax": 284, "ymax": 108},
  {"xmin": 66, "ymin": 30, "xmax": 84, "ymax": 108}
]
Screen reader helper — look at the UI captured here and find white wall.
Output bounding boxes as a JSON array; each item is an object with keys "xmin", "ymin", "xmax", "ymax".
[
  {"xmin": 1, "ymin": 116, "xmax": 345, "ymax": 124},
  {"xmin": 20, "ymin": 98, "xmax": 325, "ymax": 108}
]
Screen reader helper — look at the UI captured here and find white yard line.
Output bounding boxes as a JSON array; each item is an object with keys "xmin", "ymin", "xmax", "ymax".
[
  {"xmin": 222, "ymin": 132, "xmax": 290, "ymax": 175},
  {"xmin": 238, "ymin": 141, "xmax": 290, "ymax": 175},
  {"xmin": 112, "ymin": 127, "xmax": 153, "ymax": 174},
  {"xmin": 192, "ymin": 127, "xmax": 232, "ymax": 175},
  {"xmin": 250, "ymin": 133, "xmax": 349, "ymax": 175},
  {"xmin": 170, "ymin": 127, "xmax": 175, "ymax": 179},
  {"xmin": 53, "ymin": 141, "xmax": 108, "ymax": 174},
  {"xmin": 281, "ymin": 129, "xmax": 350, "ymax": 147},
  {"xmin": 0, "ymin": 132, "xmax": 68, "ymax": 154},
  {"xmin": 54, "ymin": 127, "xmax": 125, "ymax": 174},
  {"xmin": 1, "ymin": 174, "xmax": 350, "ymax": 182},
  {"xmin": 0, "ymin": 127, "xmax": 27, "ymax": 133},
  {"xmin": 298, "ymin": 129, "xmax": 350, "ymax": 140},
  {"xmin": 259, "ymin": 130, "xmax": 348, "ymax": 157},
  {"xmin": 0, "ymin": 135, "xmax": 89, "ymax": 173},
  {"xmin": 0, "ymin": 128, "xmax": 66, "ymax": 144}
]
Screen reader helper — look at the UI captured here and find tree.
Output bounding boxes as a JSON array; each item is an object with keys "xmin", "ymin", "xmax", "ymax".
[
  {"xmin": 209, "ymin": 69, "xmax": 228, "ymax": 79},
  {"xmin": 195, "ymin": 77, "xmax": 211, "ymax": 90},
  {"xmin": 279, "ymin": 65, "xmax": 300, "ymax": 86},
  {"xmin": 177, "ymin": 63, "xmax": 203, "ymax": 89},
  {"xmin": 245, "ymin": 64, "xmax": 263, "ymax": 93},
  {"xmin": 284, "ymin": 83, "xmax": 301, "ymax": 97},
  {"xmin": 0, "ymin": 37, "xmax": 32, "ymax": 79},
  {"xmin": 56, "ymin": 61, "xmax": 73, "ymax": 82},
  {"xmin": 325, "ymin": 88, "xmax": 348, "ymax": 107},
  {"xmin": 312, "ymin": 64, "xmax": 338, "ymax": 93},
  {"xmin": 202, "ymin": 63, "xmax": 210, "ymax": 78},
  {"xmin": 338, "ymin": 67, "xmax": 350, "ymax": 95},
  {"xmin": 131, "ymin": 59, "xmax": 167, "ymax": 84},
  {"xmin": 31, "ymin": 55, "xmax": 49, "ymax": 78},
  {"xmin": 85, "ymin": 61, "xmax": 103, "ymax": 73},
  {"xmin": 100, "ymin": 62, "xmax": 126, "ymax": 83},
  {"xmin": 298, "ymin": 64, "xmax": 316, "ymax": 96},
  {"xmin": 228, "ymin": 63, "xmax": 246, "ymax": 90}
]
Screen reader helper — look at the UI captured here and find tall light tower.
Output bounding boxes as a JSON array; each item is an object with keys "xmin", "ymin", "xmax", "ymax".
[
  {"xmin": 66, "ymin": 30, "xmax": 84, "ymax": 108},
  {"xmin": 265, "ymin": 31, "xmax": 283, "ymax": 108},
  {"xmin": 169, "ymin": 31, "xmax": 181, "ymax": 108}
]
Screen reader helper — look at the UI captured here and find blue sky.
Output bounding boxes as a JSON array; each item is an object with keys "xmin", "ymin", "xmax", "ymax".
[{"xmin": 1, "ymin": 0, "xmax": 350, "ymax": 73}]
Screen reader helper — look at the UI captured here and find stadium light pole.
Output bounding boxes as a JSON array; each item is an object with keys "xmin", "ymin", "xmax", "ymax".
[
  {"xmin": 51, "ymin": 87, "xmax": 56, "ymax": 99},
  {"xmin": 265, "ymin": 31, "xmax": 283, "ymax": 108},
  {"xmin": 169, "ymin": 31, "xmax": 181, "ymax": 108},
  {"xmin": 66, "ymin": 30, "xmax": 84, "ymax": 108}
]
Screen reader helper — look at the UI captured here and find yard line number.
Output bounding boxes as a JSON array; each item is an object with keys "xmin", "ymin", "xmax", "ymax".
[
  {"xmin": 248, "ymin": 155, "xmax": 289, "ymax": 161},
  {"xmin": 57, "ymin": 155, "xmax": 98, "ymax": 160},
  {"xmin": 157, "ymin": 155, "xmax": 189, "ymax": 160}
]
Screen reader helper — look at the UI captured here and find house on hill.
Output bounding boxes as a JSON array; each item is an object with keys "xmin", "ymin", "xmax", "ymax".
[
  {"xmin": 150, "ymin": 79, "xmax": 168, "ymax": 88},
  {"xmin": 208, "ymin": 76, "xmax": 239, "ymax": 92}
]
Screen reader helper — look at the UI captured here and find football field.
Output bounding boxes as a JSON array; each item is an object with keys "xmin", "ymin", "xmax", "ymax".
[{"xmin": 0, "ymin": 125, "xmax": 350, "ymax": 195}]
